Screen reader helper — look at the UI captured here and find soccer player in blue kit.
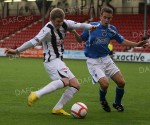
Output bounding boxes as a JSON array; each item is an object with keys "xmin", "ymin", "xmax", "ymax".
[{"xmin": 72, "ymin": 7, "xmax": 147, "ymax": 112}]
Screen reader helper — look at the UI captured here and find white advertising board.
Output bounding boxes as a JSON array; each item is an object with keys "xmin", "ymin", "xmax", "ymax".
[
  {"xmin": 1, "ymin": 48, "xmax": 150, "ymax": 63},
  {"xmin": 0, "ymin": 48, "xmax": 5, "ymax": 56}
]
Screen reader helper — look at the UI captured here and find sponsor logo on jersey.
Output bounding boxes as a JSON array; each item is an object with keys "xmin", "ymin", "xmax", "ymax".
[
  {"xmin": 57, "ymin": 40, "xmax": 64, "ymax": 45},
  {"xmin": 60, "ymin": 68, "xmax": 68, "ymax": 71},
  {"xmin": 102, "ymin": 31, "xmax": 107, "ymax": 36},
  {"xmin": 94, "ymin": 37, "xmax": 109, "ymax": 45}
]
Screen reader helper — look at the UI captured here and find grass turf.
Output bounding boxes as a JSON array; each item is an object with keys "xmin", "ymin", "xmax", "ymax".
[{"xmin": 0, "ymin": 57, "xmax": 150, "ymax": 125}]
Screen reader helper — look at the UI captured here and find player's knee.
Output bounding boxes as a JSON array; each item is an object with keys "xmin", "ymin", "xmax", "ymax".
[
  {"xmin": 61, "ymin": 77, "xmax": 69, "ymax": 86},
  {"xmin": 118, "ymin": 79, "xmax": 126, "ymax": 88},
  {"xmin": 69, "ymin": 78, "xmax": 80, "ymax": 90},
  {"xmin": 99, "ymin": 77, "xmax": 109, "ymax": 90},
  {"xmin": 99, "ymin": 79, "xmax": 109, "ymax": 91},
  {"xmin": 100, "ymin": 82, "xmax": 109, "ymax": 90},
  {"xmin": 74, "ymin": 81, "xmax": 80, "ymax": 90},
  {"xmin": 72, "ymin": 83, "xmax": 80, "ymax": 90}
]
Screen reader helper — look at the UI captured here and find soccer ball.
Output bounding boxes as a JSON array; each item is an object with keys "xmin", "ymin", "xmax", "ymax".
[{"xmin": 71, "ymin": 102, "xmax": 88, "ymax": 119}]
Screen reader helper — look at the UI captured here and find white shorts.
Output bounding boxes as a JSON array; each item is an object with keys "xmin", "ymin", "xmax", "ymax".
[
  {"xmin": 43, "ymin": 58, "xmax": 75, "ymax": 81},
  {"xmin": 86, "ymin": 56, "xmax": 120, "ymax": 84}
]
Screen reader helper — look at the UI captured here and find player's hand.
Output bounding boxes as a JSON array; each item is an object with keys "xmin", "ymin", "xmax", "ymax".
[
  {"xmin": 5, "ymin": 48, "xmax": 17, "ymax": 56},
  {"xmin": 136, "ymin": 40, "xmax": 147, "ymax": 48},
  {"xmin": 90, "ymin": 25, "xmax": 97, "ymax": 31},
  {"xmin": 145, "ymin": 43, "xmax": 150, "ymax": 47},
  {"xmin": 144, "ymin": 39, "xmax": 150, "ymax": 48},
  {"xmin": 68, "ymin": 29, "xmax": 76, "ymax": 34}
]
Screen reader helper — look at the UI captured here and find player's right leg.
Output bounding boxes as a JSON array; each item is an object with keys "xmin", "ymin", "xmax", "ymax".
[
  {"xmin": 28, "ymin": 92, "xmax": 38, "ymax": 106},
  {"xmin": 27, "ymin": 79, "xmax": 65, "ymax": 106},
  {"xmin": 86, "ymin": 59, "xmax": 111, "ymax": 112},
  {"xmin": 27, "ymin": 59, "xmax": 67, "ymax": 106},
  {"xmin": 98, "ymin": 77, "xmax": 111, "ymax": 112}
]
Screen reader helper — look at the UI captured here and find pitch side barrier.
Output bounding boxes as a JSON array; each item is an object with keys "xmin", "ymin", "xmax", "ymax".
[
  {"xmin": 0, "ymin": 48, "xmax": 5, "ymax": 56},
  {"xmin": 112, "ymin": 52, "xmax": 150, "ymax": 62},
  {"xmin": 64, "ymin": 50, "xmax": 150, "ymax": 62},
  {"xmin": 0, "ymin": 48, "xmax": 150, "ymax": 62}
]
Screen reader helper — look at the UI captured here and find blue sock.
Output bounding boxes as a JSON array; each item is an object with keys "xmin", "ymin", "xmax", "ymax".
[
  {"xmin": 99, "ymin": 89, "xmax": 107, "ymax": 102},
  {"xmin": 115, "ymin": 87, "xmax": 124, "ymax": 105}
]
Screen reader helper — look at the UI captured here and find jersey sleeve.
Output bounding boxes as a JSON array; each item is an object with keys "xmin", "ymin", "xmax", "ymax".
[
  {"xmin": 64, "ymin": 20, "xmax": 92, "ymax": 30},
  {"xmin": 110, "ymin": 26, "xmax": 124, "ymax": 44},
  {"xmin": 31, "ymin": 26, "xmax": 51, "ymax": 46},
  {"xmin": 112, "ymin": 33, "xmax": 124, "ymax": 44},
  {"xmin": 80, "ymin": 22, "xmax": 99, "ymax": 42}
]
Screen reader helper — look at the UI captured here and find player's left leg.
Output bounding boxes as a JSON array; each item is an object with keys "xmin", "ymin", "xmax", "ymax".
[
  {"xmin": 111, "ymin": 71, "xmax": 125, "ymax": 112},
  {"xmin": 52, "ymin": 77, "xmax": 80, "ymax": 116},
  {"xmin": 51, "ymin": 60, "xmax": 80, "ymax": 116}
]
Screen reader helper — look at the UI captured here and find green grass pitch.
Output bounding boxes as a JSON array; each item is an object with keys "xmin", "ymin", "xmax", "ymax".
[{"xmin": 0, "ymin": 57, "xmax": 150, "ymax": 125}]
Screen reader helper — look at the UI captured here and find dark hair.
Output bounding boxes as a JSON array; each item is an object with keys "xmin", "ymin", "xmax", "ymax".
[
  {"xmin": 50, "ymin": 8, "xmax": 65, "ymax": 20},
  {"xmin": 100, "ymin": 7, "xmax": 113, "ymax": 15}
]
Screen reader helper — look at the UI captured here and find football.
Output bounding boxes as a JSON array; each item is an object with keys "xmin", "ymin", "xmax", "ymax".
[{"xmin": 71, "ymin": 102, "xmax": 88, "ymax": 119}]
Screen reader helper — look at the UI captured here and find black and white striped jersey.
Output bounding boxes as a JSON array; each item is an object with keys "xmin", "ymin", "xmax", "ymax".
[{"xmin": 30, "ymin": 19, "xmax": 92, "ymax": 62}]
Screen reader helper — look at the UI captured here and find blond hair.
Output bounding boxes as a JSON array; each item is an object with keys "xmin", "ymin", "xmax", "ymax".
[{"xmin": 50, "ymin": 8, "xmax": 65, "ymax": 20}]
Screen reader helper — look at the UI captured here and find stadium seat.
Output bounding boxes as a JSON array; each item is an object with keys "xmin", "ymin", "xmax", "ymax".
[{"xmin": 0, "ymin": 14, "xmax": 149, "ymax": 53}]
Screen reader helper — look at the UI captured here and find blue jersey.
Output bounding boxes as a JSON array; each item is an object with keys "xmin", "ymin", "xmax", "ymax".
[{"xmin": 80, "ymin": 22, "xmax": 124, "ymax": 58}]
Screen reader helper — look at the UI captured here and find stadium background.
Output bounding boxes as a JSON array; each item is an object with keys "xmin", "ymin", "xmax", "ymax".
[
  {"xmin": 0, "ymin": 0, "xmax": 150, "ymax": 125},
  {"xmin": 0, "ymin": 0, "xmax": 150, "ymax": 61}
]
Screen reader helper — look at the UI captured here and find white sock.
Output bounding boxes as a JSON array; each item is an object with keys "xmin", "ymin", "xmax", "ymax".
[
  {"xmin": 53, "ymin": 87, "xmax": 78, "ymax": 110},
  {"xmin": 35, "ymin": 80, "xmax": 64, "ymax": 98}
]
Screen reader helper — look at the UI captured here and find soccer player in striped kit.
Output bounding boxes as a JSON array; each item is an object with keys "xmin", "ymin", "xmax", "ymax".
[
  {"xmin": 71, "ymin": 7, "xmax": 147, "ymax": 112},
  {"xmin": 5, "ymin": 8, "xmax": 96, "ymax": 116}
]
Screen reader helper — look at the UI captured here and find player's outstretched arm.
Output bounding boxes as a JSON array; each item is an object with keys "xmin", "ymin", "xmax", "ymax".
[
  {"xmin": 5, "ymin": 48, "xmax": 17, "ymax": 55},
  {"xmin": 69, "ymin": 30, "xmax": 82, "ymax": 43},
  {"xmin": 66, "ymin": 20, "xmax": 97, "ymax": 31},
  {"xmin": 5, "ymin": 40, "xmax": 34, "ymax": 56},
  {"xmin": 121, "ymin": 39, "xmax": 147, "ymax": 47}
]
